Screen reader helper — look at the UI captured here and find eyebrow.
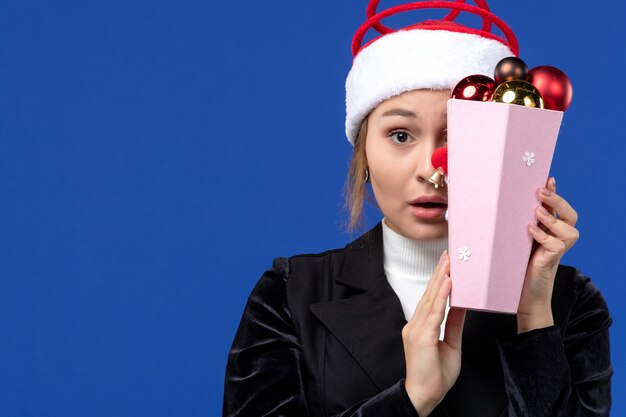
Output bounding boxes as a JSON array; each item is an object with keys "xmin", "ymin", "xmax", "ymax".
[{"xmin": 381, "ymin": 109, "xmax": 420, "ymax": 119}]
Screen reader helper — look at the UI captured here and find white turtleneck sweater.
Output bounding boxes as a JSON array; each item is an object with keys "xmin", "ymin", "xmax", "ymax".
[{"xmin": 382, "ymin": 218, "xmax": 450, "ymax": 339}]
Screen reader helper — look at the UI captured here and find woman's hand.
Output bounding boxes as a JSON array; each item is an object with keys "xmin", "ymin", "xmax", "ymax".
[
  {"xmin": 517, "ymin": 177, "xmax": 580, "ymax": 333},
  {"xmin": 402, "ymin": 251, "xmax": 466, "ymax": 416}
]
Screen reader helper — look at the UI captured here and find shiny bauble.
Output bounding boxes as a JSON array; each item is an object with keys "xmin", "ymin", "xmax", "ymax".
[
  {"xmin": 451, "ymin": 75, "xmax": 497, "ymax": 102},
  {"xmin": 527, "ymin": 66, "xmax": 573, "ymax": 111},
  {"xmin": 494, "ymin": 56, "xmax": 529, "ymax": 84},
  {"xmin": 492, "ymin": 80, "xmax": 544, "ymax": 108}
]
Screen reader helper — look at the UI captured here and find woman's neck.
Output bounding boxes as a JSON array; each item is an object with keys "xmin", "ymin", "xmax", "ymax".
[{"xmin": 382, "ymin": 218, "xmax": 448, "ymax": 282}]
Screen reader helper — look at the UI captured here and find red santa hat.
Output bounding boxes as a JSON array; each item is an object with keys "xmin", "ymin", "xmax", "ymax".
[{"xmin": 345, "ymin": 0, "xmax": 519, "ymax": 145}]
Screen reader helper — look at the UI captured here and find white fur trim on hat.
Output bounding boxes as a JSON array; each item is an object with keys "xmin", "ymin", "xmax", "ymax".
[{"xmin": 345, "ymin": 29, "xmax": 514, "ymax": 144}]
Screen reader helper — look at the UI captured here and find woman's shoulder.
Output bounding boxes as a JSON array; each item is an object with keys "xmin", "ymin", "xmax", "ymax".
[
  {"xmin": 266, "ymin": 224, "xmax": 381, "ymax": 291},
  {"xmin": 251, "ymin": 225, "xmax": 381, "ymax": 321},
  {"xmin": 553, "ymin": 264, "xmax": 612, "ymax": 337},
  {"xmin": 261, "ymin": 247, "xmax": 347, "ymax": 282},
  {"xmin": 239, "ymin": 247, "xmax": 350, "ymax": 340},
  {"xmin": 554, "ymin": 264, "xmax": 608, "ymax": 305},
  {"xmin": 261, "ymin": 247, "xmax": 347, "ymax": 302}
]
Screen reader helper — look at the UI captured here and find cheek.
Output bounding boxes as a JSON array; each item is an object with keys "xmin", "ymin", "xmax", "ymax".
[
  {"xmin": 371, "ymin": 160, "xmax": 407, "ymax": 191},
  {"xmin": 366, "ymin": 142, "xmax": 414, "ymax": 203}
]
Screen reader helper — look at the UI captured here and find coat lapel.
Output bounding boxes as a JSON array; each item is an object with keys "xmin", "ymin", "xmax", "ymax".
[
  {"xmin": 309, "ymin": 222, "xmax": 408, "ymax": 391},
  {"xmin": 307, "ymin": 221, "xmax": 521, "ymax": 416}
]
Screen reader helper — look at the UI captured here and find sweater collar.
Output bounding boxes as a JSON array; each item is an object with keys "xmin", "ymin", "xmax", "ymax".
[
  {"xmin": 381, "ymin": 218, "xmax": 448, "ymax": 282},
  {"xmin": 335, "ymin": 220, "xmax": 447, "ymax": 291}
]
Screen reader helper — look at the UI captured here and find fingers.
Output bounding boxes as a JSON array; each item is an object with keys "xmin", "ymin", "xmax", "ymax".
[
  {"xmin": 427, "ymin": 274, "xmax": 451, "ymax": 330},
  {"xmin": 541, "ymin": 177, "xmax": 557, "ymax": 217},
  {"xmin": 443, "ymin": 307, "xmax": 466, "ymax": 352},
  {"xmin": 538, "ymin": 178, "xmax": 578, "ymax": 227},
  {"xmin": 534, "ymin": 205, "xmax": 580, "ymax": 249},
  {"xmin": 414, "ymin": 251, "xmax": 448, "ymax": 312},
  {"xmin": 534, "ymin": 177, "xmax": 579, "ymax": 254},
  {"xmin": 408, "ymin": 251, "xmax": 450, "ymax": 333},
  {"xmin": 528, "ymin": 222, "xmax": 569, "ymax": 257},
  {"xmin": 404, "ymin": 252, "xmax": 464, "ymax": 353}
]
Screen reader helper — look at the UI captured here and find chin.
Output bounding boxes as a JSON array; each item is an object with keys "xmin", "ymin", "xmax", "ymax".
[
  {"xmin": 409, "ymin": 228, "xmax": 448, "ymax": 241},
  {"xmin": 395, "ymin": 219, "xmax": 448, "ymax": 241}
]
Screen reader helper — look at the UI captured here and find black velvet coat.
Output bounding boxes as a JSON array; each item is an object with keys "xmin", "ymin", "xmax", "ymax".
[{"xmin": 223, "ymin": 222, "xmax": 612, "ymax": 416}]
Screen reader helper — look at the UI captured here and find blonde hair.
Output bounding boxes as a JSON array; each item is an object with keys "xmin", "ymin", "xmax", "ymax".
[{"xmin": 343, "ymin": 117, "xmax": 378, "ymax": 235}]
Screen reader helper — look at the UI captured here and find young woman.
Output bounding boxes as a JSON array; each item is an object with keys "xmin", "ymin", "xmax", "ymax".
[{"xmin": 223, "ymin": 2, "xmax": 612, "ymax": 416}]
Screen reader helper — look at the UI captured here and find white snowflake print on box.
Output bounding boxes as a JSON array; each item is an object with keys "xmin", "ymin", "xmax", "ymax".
[
  {"xmin": 523, "ymin": 151, "xmax": 536, "ymax": 167},
  {"xmin": 458, "ymin": 246, "xmax": 471, "ymax": 262}
]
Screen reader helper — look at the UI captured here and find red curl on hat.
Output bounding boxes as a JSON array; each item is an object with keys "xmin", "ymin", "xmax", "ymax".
[{"xmin": 353, "ymin": 0, "xmax": 519, "ymax": 58}]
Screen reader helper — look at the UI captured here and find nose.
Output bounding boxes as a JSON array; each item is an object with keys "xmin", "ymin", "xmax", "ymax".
[{"xmin": 415, "ymin": 140, "xmax": 438, "ymax": 184}]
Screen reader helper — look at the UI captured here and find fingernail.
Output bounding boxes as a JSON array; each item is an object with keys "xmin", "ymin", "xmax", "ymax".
[
  {"xmin": 537, "ymin": 206, "xmax": 550, "ymax": 216},
  {"xmin": 552, "ymin": 177, "xmax": 556, "ymax": 189},
  {"xmin": 540, "ymin": 187, "xmax": 553, "ymax": 197},
  {"xmin": 438, "ymin": 250, "xmax": 447, "ymax": 268},
  {"xmin": 529, "ymin": 223, "xmax": 541, "ymax": 233}
]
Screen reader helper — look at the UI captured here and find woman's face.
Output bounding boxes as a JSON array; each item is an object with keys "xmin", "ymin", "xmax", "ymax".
[{"xmin": 365, "ymin": 89, "xmax": 450, "ymax": 241}]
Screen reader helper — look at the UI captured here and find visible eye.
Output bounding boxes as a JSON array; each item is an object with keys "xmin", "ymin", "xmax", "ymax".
[{"xmin": 389, "ymin": 130, "xmax": 413, "ymax": 144}]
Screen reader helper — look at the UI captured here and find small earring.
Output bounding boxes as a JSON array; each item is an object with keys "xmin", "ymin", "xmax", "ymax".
[{"xmin": 364, "ymin": 168, "xmax": 370, "ymax": 183}]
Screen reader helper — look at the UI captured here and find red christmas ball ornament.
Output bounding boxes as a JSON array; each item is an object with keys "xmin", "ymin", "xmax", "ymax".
[
  {"xmin": 527, "ymin": 66, "xmax": 573, "ymax": 111},
  {"xmin": 431, "ymin": 147, "xmax": 448, "ymax": 174},
  {"xmin": 451, "ymin": 75, "xmax": 497, "ymax": 102},
  {"xmin": 494, "ymin": 56, "xmax": 529, "ymax": 84}
]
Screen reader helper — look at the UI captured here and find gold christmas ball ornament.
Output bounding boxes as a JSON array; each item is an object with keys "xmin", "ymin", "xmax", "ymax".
[{"xmin": 492, "ymin": 80, "xmax": 544, "ymax": 109}]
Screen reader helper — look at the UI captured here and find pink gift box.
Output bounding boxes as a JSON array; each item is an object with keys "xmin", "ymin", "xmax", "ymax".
[{"xmin": 447, "ymin": 99, "xmax": 564, "ymax": 314}]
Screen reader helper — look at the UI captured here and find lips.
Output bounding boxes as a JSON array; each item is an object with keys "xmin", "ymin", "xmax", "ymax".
[
  {"xmin": 409, "ymin": 196, "xmax": 448, "ymax": 206},
  {"xmin": 409, "ymin": 196, "xmax": 448, "ymax": 219},
  {"xmin": 411, "ymin": 201, "xmax": 447, "ymax": 208}
]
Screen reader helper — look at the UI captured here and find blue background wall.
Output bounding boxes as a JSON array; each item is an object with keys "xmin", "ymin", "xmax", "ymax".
[{"xmin": 1, "ymin": 1, "xmax": 624, "ymax": 415}]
